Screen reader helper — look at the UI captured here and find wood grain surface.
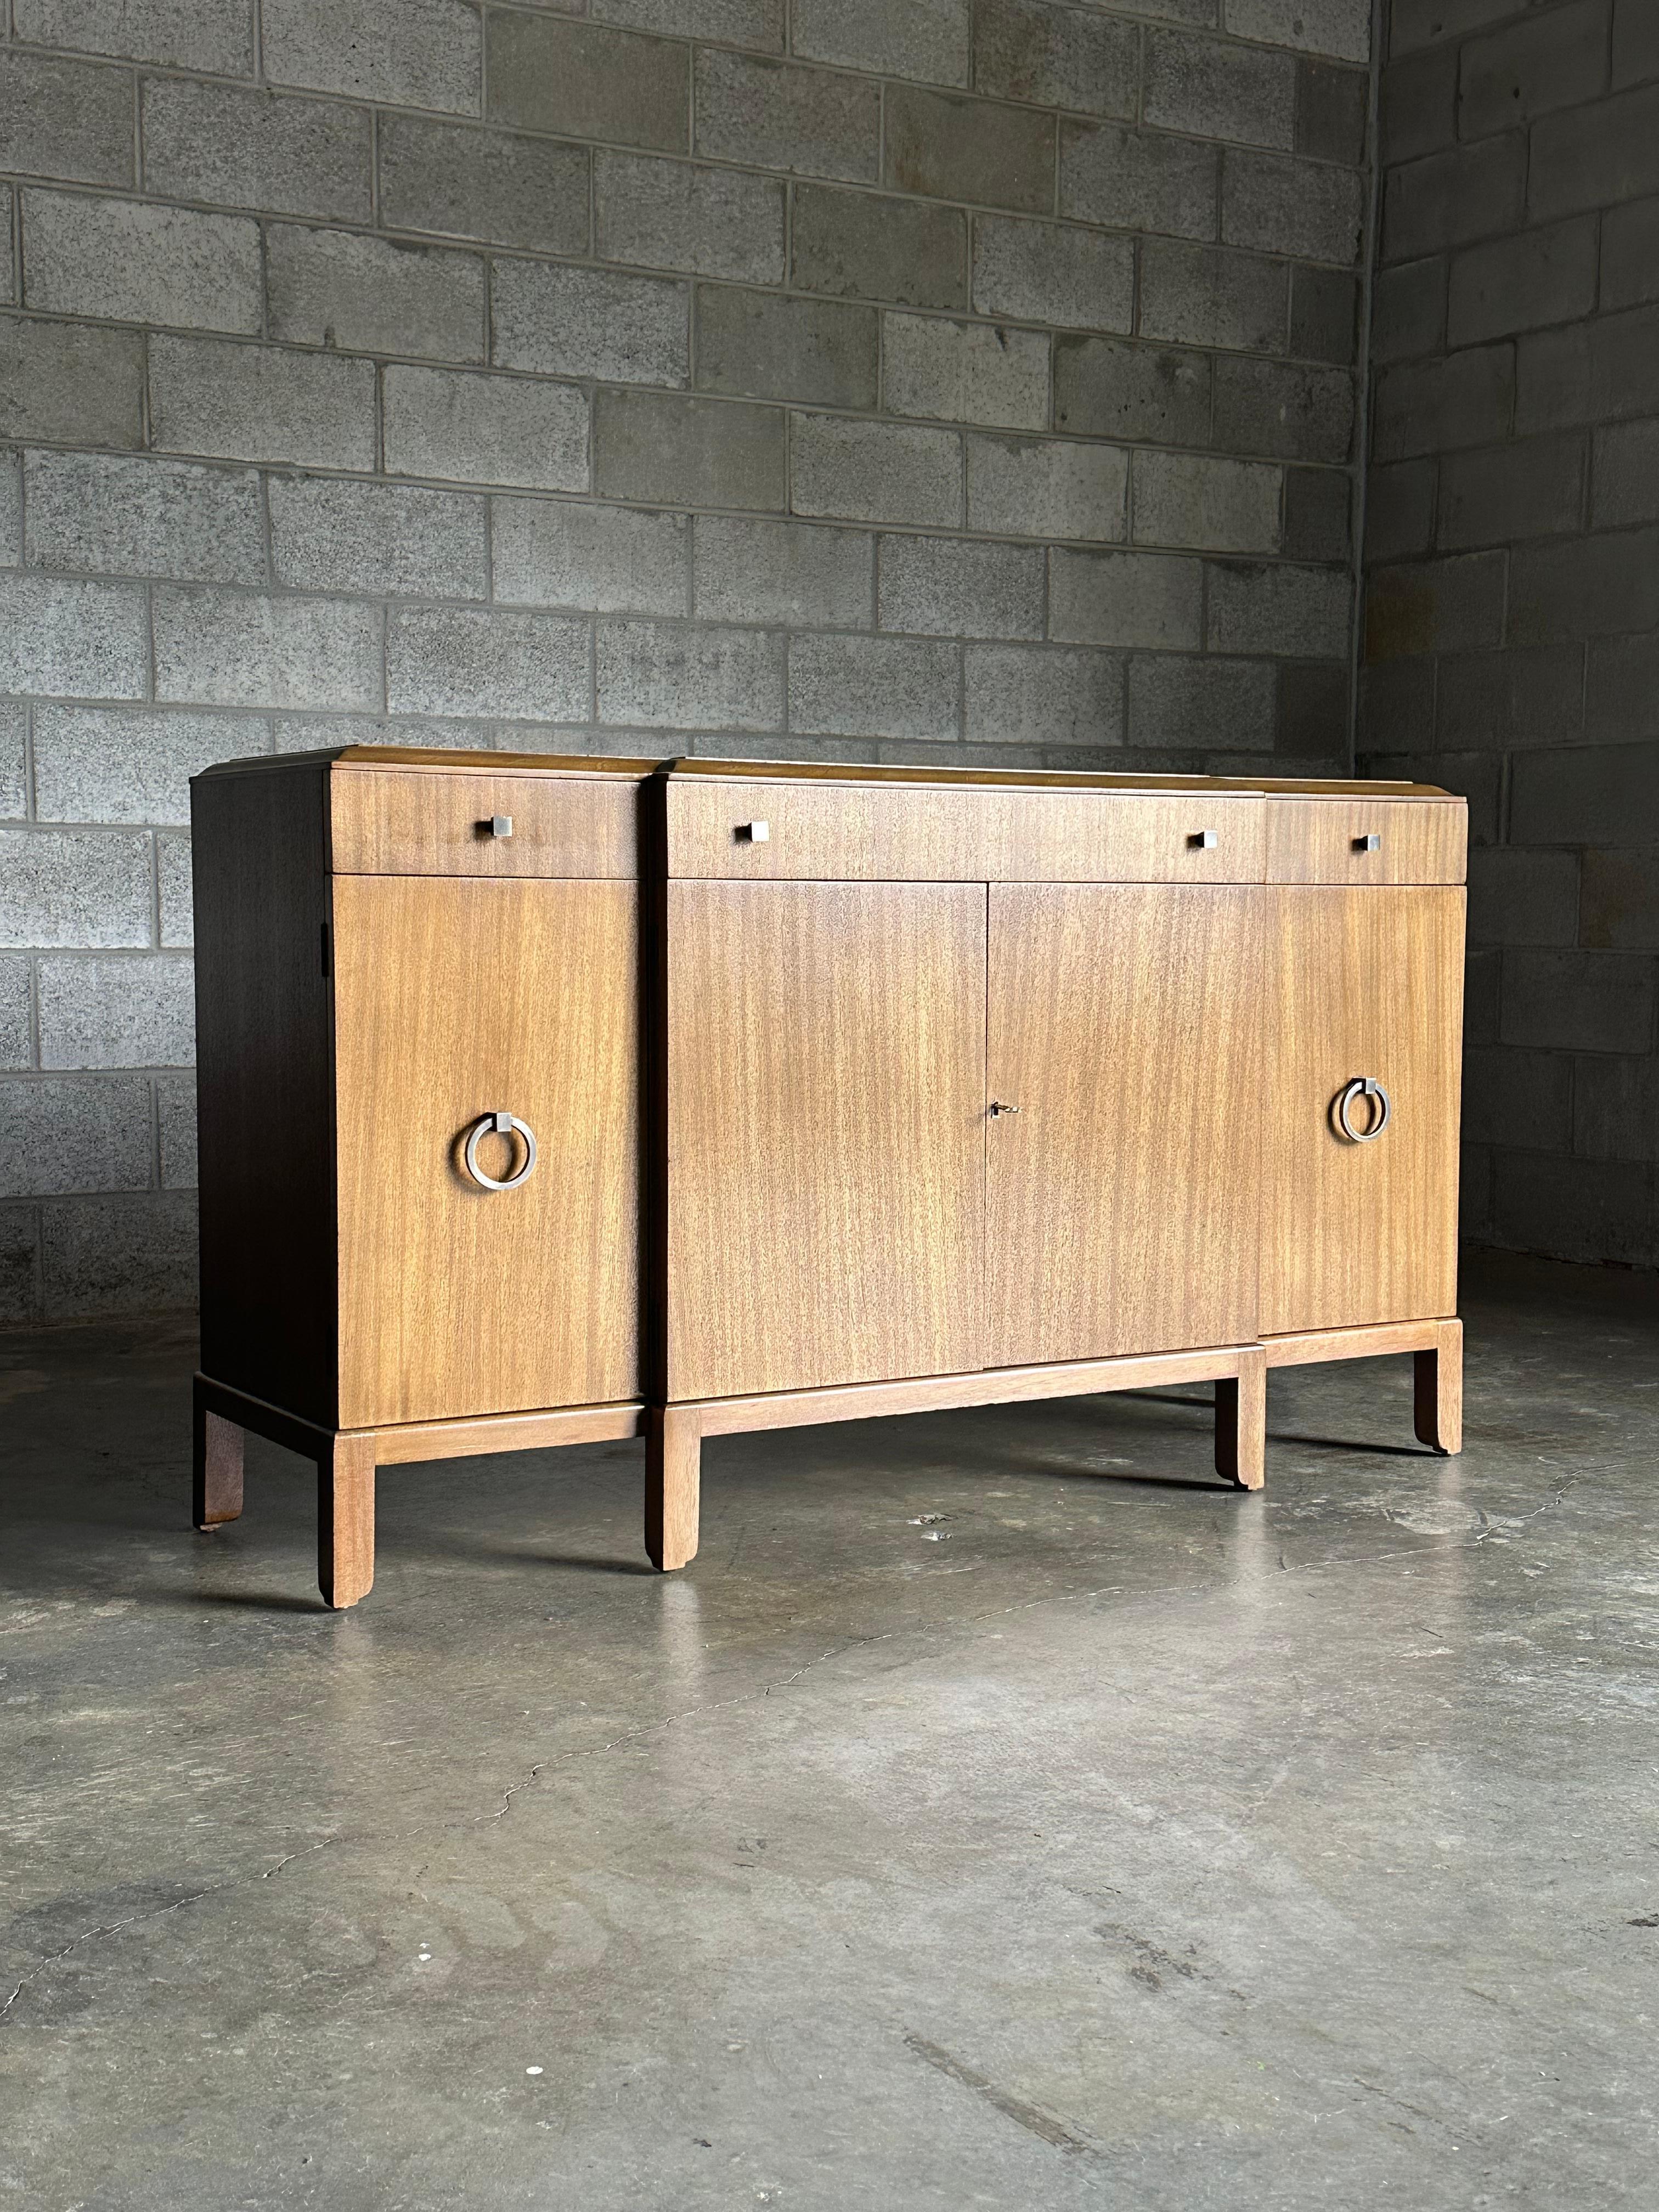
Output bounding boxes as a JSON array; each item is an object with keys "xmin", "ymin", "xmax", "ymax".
[
  {"xmin": 1266, "ymin": 797, "xmax": 1467, "ymax": 885},
  {"xmin": 330, "ymin": 767, "xmax": 638, "ymax": 878}
]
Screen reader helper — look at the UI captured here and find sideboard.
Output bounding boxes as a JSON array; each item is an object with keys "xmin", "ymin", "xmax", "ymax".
[{"xmin": 191, "ymin": 747, "xmax": 1466, "ymax": 1608}]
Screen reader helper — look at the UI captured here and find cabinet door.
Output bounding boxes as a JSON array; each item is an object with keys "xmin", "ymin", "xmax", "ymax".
[
  {"xmin": 986, "ymin": 885, "xmax": 1263, "ymax": 1368},
  {"xmin": 332, "ymin": 876, "xmax": 637, "ymax": 1429},
  {"xmin": 665, "ymin": 881, "xmax": 985, "ymax": 1401},
  {"xmin": 1261, "ymin": 888, "xmax": 1463, "ymax": 1336}
]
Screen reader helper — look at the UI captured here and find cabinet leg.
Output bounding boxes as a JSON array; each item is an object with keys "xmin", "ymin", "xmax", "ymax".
[
  {"xmin": 318, "ymin": 1434, "xmax": 376, "ymax": 1610},
  {"xmin": 1414, "ymin": 1319, "xmax": 1463, "ymax": 1456},
  {"xmin": 193, "ymin": 1381, "xmax": 244, "ymax": 1530},
  {"xmin": 646, "ymin": 1406, "xmax": 701, "ymax": 1571},
  {"xmin": 1216, "ymin": 1348, "xmax": 1267, "ymax": 1492}
]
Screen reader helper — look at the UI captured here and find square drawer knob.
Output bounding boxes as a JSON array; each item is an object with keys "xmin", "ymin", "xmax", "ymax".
[
  {"xmin": 1189, "ymin": 829, "xmax": 1217, "ymax": 850},
  {"xmin": 1353, "ymin": 832, "xmax": 1380, "ymax": 852},
  {"xmin": 737, "ymin": 820, "xmax": 770, "ymax": 843},
  {"xmin": 487, "ymin": 814, "xmax": 513, "ymax": 839}
]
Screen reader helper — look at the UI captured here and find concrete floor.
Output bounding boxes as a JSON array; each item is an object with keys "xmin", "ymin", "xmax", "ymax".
[{"xmin": 1, "ymin": 1252, "xmax": 1655, "ymax": 2209}]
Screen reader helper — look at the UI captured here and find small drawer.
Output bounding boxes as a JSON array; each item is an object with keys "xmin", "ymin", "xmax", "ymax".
[
  {"xmin": 330, "ymin": 768, "xmax": 637, "ymax": 878},
  {"xmin": 1266, "ymin": 798, "xmax": 1466, "ymax": 885},
  {"xmin": 666, "ymin": 778, "xmax": 1266, "ymax": 883}
]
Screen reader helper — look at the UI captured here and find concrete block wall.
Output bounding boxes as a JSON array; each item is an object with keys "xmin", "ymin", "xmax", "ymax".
[
  {"xmin": 0, "ymin": 0, "xmax": 1372, "ymax": 1319},
  {"xmin": 1361, "ymin": 0, "xmax": 1659, "ymax": 1268}
]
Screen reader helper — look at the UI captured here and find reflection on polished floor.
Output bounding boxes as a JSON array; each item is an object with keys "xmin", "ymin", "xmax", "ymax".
[{"xmin": 2, "ymin": 1249, "xmax": 1655, "ymax": 2209}]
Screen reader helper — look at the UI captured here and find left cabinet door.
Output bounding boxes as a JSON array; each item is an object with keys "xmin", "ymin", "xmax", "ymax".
[{"xmin": 332, "ymin": 876, "xmax": 639, "ymax": 1429}]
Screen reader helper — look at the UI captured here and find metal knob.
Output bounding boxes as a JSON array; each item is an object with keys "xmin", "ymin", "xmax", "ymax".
[
  {"xmin": 1189, "ymin": 830, "xmax": 1217, "ymax": 850},
  {"xmin": 1334, "ymin": 1077, "xmax": 1390, "ymax": 1143},
  {"xmin": 462, "ymin": 1110, "xmax": 538, "ymax": 1190},
  {"xmin": 1352, "ymin": 832, "xmax": 1380, "ymax": 852},
  {"xmin": 988, "ymin": 1101, "xmax": 1020, "ymax": 1117},
  {"xmin": 737, "ymin": 820, "xmax": 769, "ymax": 843},
  {"xmin": 484, "ymin": 814, "xmax": 513, "ymax": 839}
]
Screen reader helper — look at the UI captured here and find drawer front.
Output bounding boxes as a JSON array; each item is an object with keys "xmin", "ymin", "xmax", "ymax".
[
  {"xmin": 331, "ymin": 769, "xmax": 637, "ymax": 878},
  {"xmin": 1266, "ymin": 798, "xmax": 1465, "ymax": 885},
  {"xmin": 667, "ymin": 780, "xmax": 1265, "ymax": 883}
]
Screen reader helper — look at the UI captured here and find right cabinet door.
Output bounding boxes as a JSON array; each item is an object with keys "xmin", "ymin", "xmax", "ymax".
[{"xmin": 1261, "ymin": 887, "xmax": 1464, "ymax": 1337}]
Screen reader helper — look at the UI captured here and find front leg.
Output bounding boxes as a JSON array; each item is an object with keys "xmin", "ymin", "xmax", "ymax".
[
  {"xmin": 646, "ymin": 1406, "xmax": 701, "ymax": 1571},
  {"xmin": 1414, "ymin": 1319, "xmax": 1463, "ymax": 1455},
  {"xmin": 318, "ymin": 1434, "xmax": 377, "ymax": 1610},
  {"xmin": 1215, "ymin": 1348, "xmax": 1266, "ymax": 1491},
  {"xmin": 193, "ymin": 1379, "xmax": 245, "ymax": 1529}
]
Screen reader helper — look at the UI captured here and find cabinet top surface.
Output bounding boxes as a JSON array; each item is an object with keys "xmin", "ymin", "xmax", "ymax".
[{"xmin": 196, "ymin": 744, "xmax": 1463, "ymax": 803}]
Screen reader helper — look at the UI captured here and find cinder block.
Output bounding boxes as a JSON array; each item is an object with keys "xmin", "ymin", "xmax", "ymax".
[
  {"xmin": 1048, "ymin": 548, "xmax": 1203, "ymax": 648},
  {"xmin": 0, "ymin": 188, "xmax": 12, "ymax": 306},
  {"xmin": 1574, "ymin": 1051, "xmax": 1659, "ymax": 1161},
  {"xmin": 142, "ymin": 80, "xmax": 372, "ymax": 225},
  {"xmin": 387, "ymin": 606, "xmax": 589, "ymax": 721},
  {"xmin": 1511, "ymin": 740, "xmax": 1659, "ymax": 845},
  {"xmin": 1601, "ymin": 194, "xmax": 1659, "ymax": 311},
  {"xmin": 154, "ymin": 586, "xmax": 382, "ymax": 709},
  {"xmin": 1460, "ymin": 1043, "xmax": 1573, "ymax": 1149},
  {"xmin": 492, "ymin": 260, "xmax": 689, "ymax": 388},
  {"xmin": 262, "ymin": 0, "xmax": 480, "ymax": 111},
  {"xmin": 1363, "ymin": 459, "xmax": 1436, "ymax": 561},
  {"xmin": 0, "ymin": 828, "xmax": 154, "ymax": 949},
  {"xmin": 1447, "ymin": 217, "xmax": 1597, "ymax": 347},
  {"xmin": 1381, "ymin": 43, "xmax": 1457, "ymax": 163},
  {"xmin": 40, "ymin": 1188, "xmax": 199, "ymax": 1316},
  {"xmin": 0, "ymin": 1198, "xmax": 40, "ymax": 1319},
  {"xmin": 1275, "ymin": 658, "xmax": 1349, "ymax": 753},
  {"xmin": 1587, "ymin": 633, "xmax": 1659, "ymax": 734},
  {"xmin": 158, "ymin": 832, "xmax": 191, "ymax": 948},
  {"xmin": 1146, "ymin": 29, "xmax": 1295, "ymax": 151},
  {"xmin": 0, "ymin": 955, "xmax": 29, "ymax": 1065},
  {"xmin": 23, "ymin": 190, "xmax": 261, "ymax": 336},
  {"xmin": 1370, "ymin": 257, "xmax": 1444, "ymax": 363},
  {"xmin": 596, "ymin": 151, "xmax": 783, "ymax": 283},
  {"xmin": 379, "ymin": 118, "xmax": 589, "ymax": 255},
  {"xmin": 1516, "ymin": 303, "xmax": 1659, "ymax": 434},
  {"xmin": 1382, "ymin": 137, "xmax": 1525, "ymax": 263},
  {"xmin": 973, "ymin": 1, "xmax": 1138, "ymax": 117},
  {"xmin": 595, "ymin": 390, "xmax": 784, "ymax": 510},
  {"xmin": 1356, "ymin": 657, "xmax": 1434, "ymax": 754},
  {"xmin": 964, "ymin": 642, "xmax": 1124, "ymax": 747},
  {"xmin": 383, "ymin": 366, "xmax": 589, "ymax": 493},
  {"xmin": 1582, "ymin": 847, "xmax": 1659, "ymax": 949},
  {"xmin": 971, "ymin": 216, "xmax": 1133, "ymax": 334},
  {"xmin": 1612, "ymin": 0, "xmax": 1659, "ymax": 88},
  {"xmin": 1363, "ymin": 550, "xmax": 1504, "ymax": 658},
  {"xmin": 1466, "ymin": 847, "xmax": 1581, "ymax": 948},
  {"xmin": 0, "ymin": 50, "xmax": 134, "ymax": 187},
  {"xmin": 793, "ymin": 0, "xmax": 969, "ymax": 86},
  {"xmin": 1493, "ymin": 1150, "xmax": 1659, "ymax": 1275},
  {"xmin": 1053, "ymin": 336, "xmax": 1212, "ymax": 446},
  {"xmin": 0, "ymin": 701, "xmax": 23, "ymax": 817},
  {"xmin": 1500, "ymin": 947, "xmax": 1655, "ymax": 1054},
  {"xmin": 1212, "ymin": 357, "xmax": 1353, "ymax": 462},
  {"xmin": 1372, "ymin": 343, "xmax": 1511, "ymax": 461},
  {"xmin": 1437, "ymin": 434, "xmax": 1585, "ymax": 549},
  {"xmin": 1221, "ymin": 150, "xmax": 1364, "ymax": 263},
  {"xmin": 597, "ymin": 0, "xmax": 782, "ymax": 44},
  {"xmin": 1390, "ymin": 0, "xmax": 1531, "ymax": 54},
  {"xmin": 34, "ymin": 706, "xmax": 267, "ymax": 826},
  {"xmin": 1509, "ymin": 529, "xmax": 1659, "ymax": 645},
  {"xmin": 1290, "ymin": 264, "xmax": 1359, "ymax": 364},
  {"xmin": 695, "ymin": 286, "xmax": 876, "ymax": 408},
  {"xmin": 1059, "ymin": 121, "xmax": 1217, "ymax": 240},
  {"xmin": 157, "ymin": 1069, "xmax": 196, "ymax": 1187},
  {"xmin": 1134, "ymin": 450, "xmax": 1281, "ymax": 553},
  {"xmin": 791, "ymin": 183, "xmax": 966, "ymax": 309},
  {"xmin": 1139, "ymin": 239, "xmax": 1286, "ymax": 352},
  {"xmin": 878, "ymin": 534, "xmax": 1045, "ymax": 639},
  {"xmin": 495, "ymin": 500, "xmax": 689, "ymax": 617},
  {"xmin": 596, "ymin": 618, "xmax": 784, "ymax": 729},
  {"xmin": 1437, "ymin": 644, "xmax": 1585, "ymax": 748},
  {"xmin": 693, "ymin": 516, "xmax": 870, "ymax": 627},
  {"xmin": 883, "ymin": 313, "xmax": 1049, "ymax": 431},
  {"xmin": 790, "ymin": 412, "xmax": 961, "ymax": 527},
  {"xmin": 1208, "ymin": 560, "xmax": 1349, "ymax": 654},
  {"xmin": 24, "ymin": 452, "xmax": 264, "ymax": 585},
  {"xmin": 17, "ymin": 0, "xmax": 252, "ymax": 72},
  {"xmin": 0, "ymin": 1075, "xmax": 156, "ymax": 1199},
  {"xmin": 0, "ymin": 577, "xmax": 148, "ymax": 701},
  {"xmin": 149, "ymin": 335, "xmax": 375, "ymax": 472},
  {"xmin": 1224, "ymin": 0, "xmax": 1370, "ymax": 61},
  {"xmin": 266, "ymin": 225, "xmax": 484, "ymax": 361},
  {"xmin": 1464, "ymin": 947, "xmax": 1501, "ymax": 1042},
  {"xmin": 965, "ymin": 433, "xmax": 1126, "ymax": 541},
  {"xmin": 693, "ymin": 50, "xmax": 878, "ymax": 182},
  {"xmin": 1593, "ymin": 418, "xmax": 1659, "ymax": 527},
  {"xmin": 269, "ymin": 477, "xmax": 488, "ymax": 599},
  {"xmin": 1528, "ymin": 81, "xmax": 1659, "ymax": 222},
  {"xmin": 486, "ymin": 13, "xmax": 687, "ymax": 150},
  {"xmin": 1296, "ymin": 60, "xmax": 1368, "ymax": 163},
  {"xmin": 1459, "ymin": 0, "xmax": 1610, "ymax": 142},
  {"xmin": 1127, "ymin": 652, "xmax": 1276, "ymax": 747},
  {"xmin": 884, "ymin": 86, "xmax": 1055, "ymax": 215},
  {"xmin": 788, "ymin": 632, "xmax": 960, "ymax": 741}
]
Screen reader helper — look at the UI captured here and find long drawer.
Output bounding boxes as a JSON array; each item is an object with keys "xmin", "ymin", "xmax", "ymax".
[
  {"xmin": 665, "ymin": 778, "xmax": 1268, "ymax": 883},
  {"xmin": 1266, "ymin": 797, "xmax": 1466, "ymax": 885},
  {"xmin": 330, "ymin": 768, "xmax": 638, "ymax": 878}
]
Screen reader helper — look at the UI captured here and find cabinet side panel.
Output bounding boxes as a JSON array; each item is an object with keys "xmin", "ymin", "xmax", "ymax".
[{"xmin": 192, "ymin": 764, "xmax": 337, "ymax": 1423}]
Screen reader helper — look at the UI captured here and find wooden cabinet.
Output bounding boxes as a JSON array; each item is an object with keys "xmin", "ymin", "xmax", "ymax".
[{"xmin": 191, "ymin": 747, "xmax": 1466, "ymax": 1608}]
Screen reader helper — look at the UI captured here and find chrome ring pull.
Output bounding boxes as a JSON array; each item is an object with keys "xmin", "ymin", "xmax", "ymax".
[
  {"xmin": 462, "ymin": 1110, "xmax": 538, "ymax": 1191},
  {"xmin": 1335, "ymin": 1077, "xmax": 1391, "ymax": 1143}
]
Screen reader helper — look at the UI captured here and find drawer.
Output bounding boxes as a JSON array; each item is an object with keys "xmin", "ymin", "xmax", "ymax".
[
  {"xmin": 330, "ymin": 768, "xmax": 637, "ymax": 878},
  {"xmin": 666, "ymin": 778, "xmax": 1266, "ymax": 883},
  {"xmin": 1265, "ymin": 798, "xmax": 1466, "ymax": 885}
]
